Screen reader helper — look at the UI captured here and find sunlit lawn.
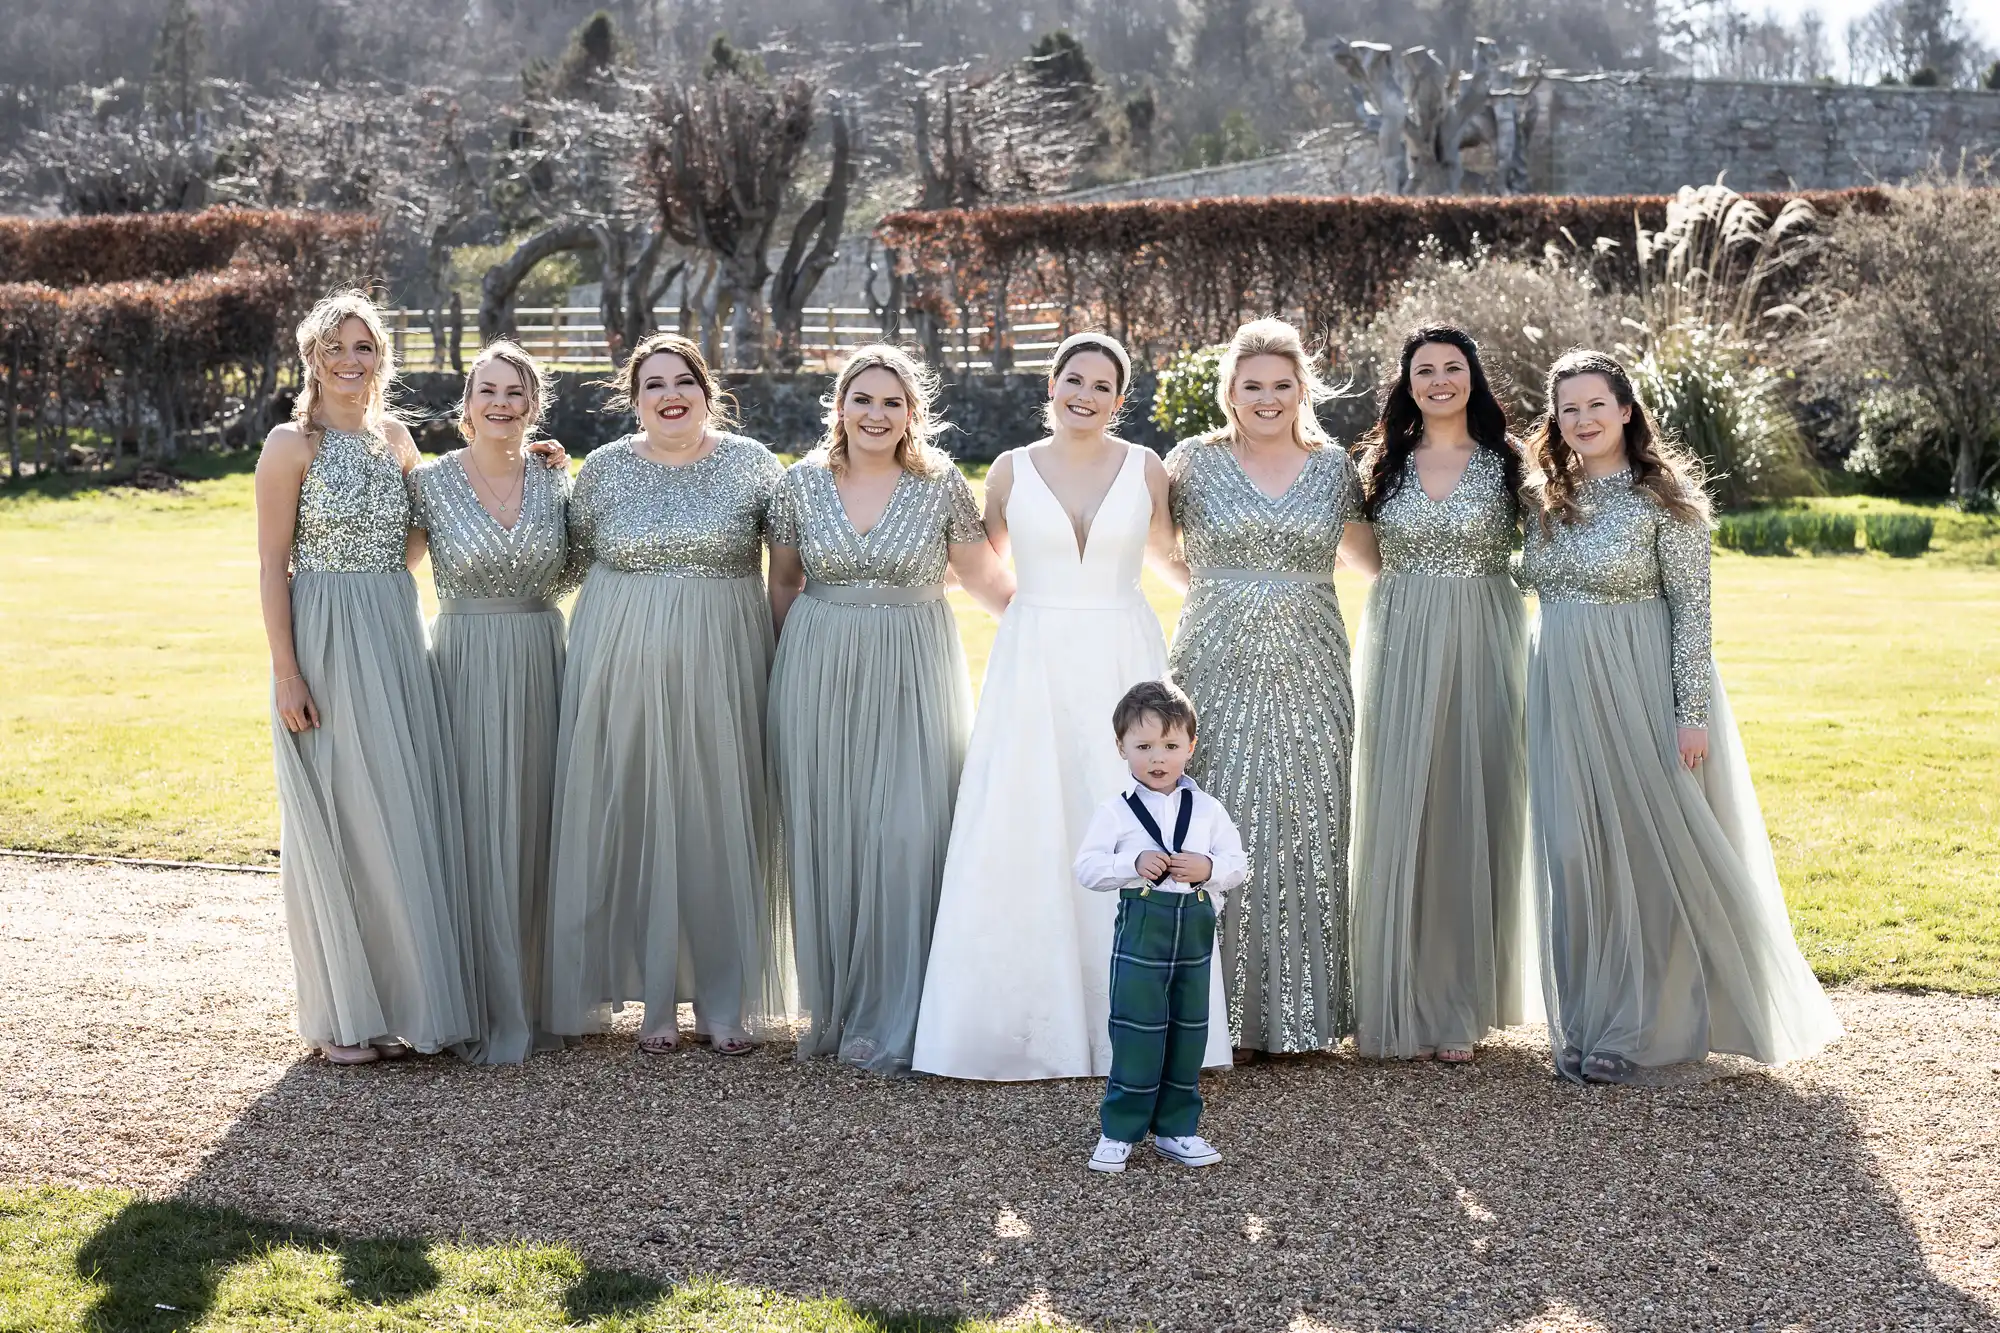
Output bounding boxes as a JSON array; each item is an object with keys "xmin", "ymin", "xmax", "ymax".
[{"xmin": 1, "ymin": 467, "xmax": 1994, "ymax": 992}]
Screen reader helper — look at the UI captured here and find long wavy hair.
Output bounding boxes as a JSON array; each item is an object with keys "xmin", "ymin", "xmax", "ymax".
[
  {"xmin": 1525, "ymin": 348, "xmax": 1710, "ymax": 533},
  {"xmin": 813, "ymin": 343, "xmax": 949, "ymax": 478},
  {"xmin": 291, "ymin": 290, "xmax": 399, "ymax": 440},
  {"xmin": 1204, "ymin": 316, "xmax": 1335, "ymax": 452},
  {"xmin": 455, "ymin": 340, "xmax": 549, "ymax": 443},
  {"xmin": 1354, "ymin": 324, "xmax": 1518, "ymax": 519},
  {"xmin": 602, "ymin": 331, "xmax": 737, "ymax": 431}
]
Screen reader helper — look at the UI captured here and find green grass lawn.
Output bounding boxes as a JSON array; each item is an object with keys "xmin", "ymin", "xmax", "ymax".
[
  {"xmin": 0, "ymin": 1186, "xmax": 1016, "ymax": 1333},
  {"xmin": 1, "ymin": 466, "xmax": 1995, "ymax": 992}
]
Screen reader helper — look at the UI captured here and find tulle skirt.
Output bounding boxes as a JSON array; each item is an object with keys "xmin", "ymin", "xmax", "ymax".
[
  {"xmin": 769, "ymin": 590, "xmax": 971, "ymax": 1074},
  {"xmin": 271, "ymin": 570, "xmax": 477, "ymax": 1053},
  {"xmin": 432, "ymin": 601, "xmax": 565, "ymax": 1065},
  {"xmin": 543, "ymin": 569, "xmax": 790, "ymax": 1044},
  {"xmin": 1350, "ymin": 571, "xmax": 1537, "ymax": 1059},
  {"xmin": 1528, "ymin": 597, "xmax": 1841, "ymax": 1078}
]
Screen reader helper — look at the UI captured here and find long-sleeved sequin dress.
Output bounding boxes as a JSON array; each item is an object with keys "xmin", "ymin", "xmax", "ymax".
[
  {"xmin": 543, "ymin": 434, "xmax": 791, "ymax": 1046},
  {"xmin": 409, "ymin": 451, "xmax": 577, "ymax": 1065},
  {"xmin": 271, "ymin": 426, "xmax": 477, "ymax": 1054},
  {"xmin": 1350, "ymin": 448, "xmax": 1536, "ymax": 1059},
  {"xmin": 1520, "ymin": 469, "xmax": 1840, "ymax": 1078},
  {"xmin": 1166, "ymin": 438, "xmax": 1361, "ymax": 1053},
  {"xmin": 766, "ymin": 453, "xmax": 984, "ymax": 1074}
]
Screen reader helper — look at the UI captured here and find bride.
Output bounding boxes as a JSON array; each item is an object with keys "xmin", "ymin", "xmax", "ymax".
[{"xmin": 913, "ymin": 333, "xmax": 1234, "ymax": 1080}]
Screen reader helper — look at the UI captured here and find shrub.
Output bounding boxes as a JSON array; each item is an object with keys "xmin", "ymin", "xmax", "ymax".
[
  {"xmin": 1332, "ymin": 240, "xmax": 1639, "ymax": 426},
  {"xmin": 1632, "ymin": 326, "xmax": 1817, "ymax": 508},
  {"xmin": 1845, "ymin": 387, "xmax": 1959, "ymax": 499},
  {"xmin": 876, "ymin": 189, "xmax": 1884, "ymax": 357},
  {"xmin": 1150, "ymin": 344, "xmax": 1226, "ymax": 439},
  {"xmin": 1864, "ymin": 512, "xmax": 1934, "ymax": 557},
  {"xmin": 0, "ymin": 209, "xmax": 377, "ymax": 288},
  {"xmin": 1785, "ymin": 510, "xmax": 1857, "ymax": 552},
  {"xmin": 1714, "ymin": 510, "xmax": 1792, "ymax": 554},
  {"xmin": 1801, "ymin": 173, "xmax": 2000, "ymax": 504}
]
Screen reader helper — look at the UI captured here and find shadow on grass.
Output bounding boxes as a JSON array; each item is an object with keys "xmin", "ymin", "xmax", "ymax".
[
  {"xmin": 72, "ymin": 1197, "xmax": 441, "ymax": 1332},
  {"xmin": 0, "ymin": 446, "xmax": 260, "ymax": 501}
]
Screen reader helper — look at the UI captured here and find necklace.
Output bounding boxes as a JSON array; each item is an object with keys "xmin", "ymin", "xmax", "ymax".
[{"xmin": 464, "ymin": 449, "xmax": 524, "ymax": 519}]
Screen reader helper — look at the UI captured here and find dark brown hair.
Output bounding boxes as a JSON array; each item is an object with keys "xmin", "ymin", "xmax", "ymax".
[
  {"xmin": 1112, "ymin": 679, "xmax": 1198, "ymax": 741},
  {"xmin": 1355, "ymin": 324, "xmax": 1519, "ymax": 519},
  {"xmin": 602, "ymin": 332, "xmax": 737, "ymax": 430},
  {"xmin": 1525, "ymin": 348, "xmax": 1709, "ymax": 533}
]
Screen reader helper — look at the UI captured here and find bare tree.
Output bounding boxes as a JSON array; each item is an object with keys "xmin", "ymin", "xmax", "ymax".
[
  {"xmin": 646, "ymin": 74, "xmax": 821, "ymax": 369},
  {"xmin": 1337, "ymin": 39, "xmax": 1540, "ymax": 196}
]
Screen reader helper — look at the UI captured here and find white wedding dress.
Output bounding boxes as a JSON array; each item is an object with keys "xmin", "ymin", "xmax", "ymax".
[{"xmin": 912, "ymin": 443, "xmax": 1233, "ymax": 1080}]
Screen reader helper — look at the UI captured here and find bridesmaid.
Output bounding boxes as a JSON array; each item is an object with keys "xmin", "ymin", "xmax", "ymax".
[
  {"xmin": 1163, "ymin": 317, "xmax": 1374, "ymax": 1057},
  {"xmin": 1520, "ymin": 348, "xmax": 1841, "ymax": 1083},
  {"xmin": 544, "ymin": 332, "xmax": 790, "ymax": 1056},
  {"xmin": 408, "ymin": 341, "xmax": 577, "ymax": 1065},
  {"xmin": 1348, "ymin": 325, "xmax": 1534, "ymax": 1065},
  {"xmin": 254, "ymin": 290, "xmax": 476, "ymax": 1064},
  {"xmin": 766, "ymin": 345, "xmax": 1013, "ymax": 1074}
]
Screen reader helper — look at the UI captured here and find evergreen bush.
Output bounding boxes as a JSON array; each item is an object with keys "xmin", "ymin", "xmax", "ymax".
[
  {"xmin": 1863, "ymin": 512, "xmax": 1933, "ymax": 557},
  {"xmin": 1713, "ymin": 511, "xmax": 1792, "ymax": 554},
  {"xmin": 1785, "ymin": 510, "xmax": 1857, "ymax": 552},
  {"xmin": 1150, "ymin": 344, "xmax": 1225, "ymax": 440}
]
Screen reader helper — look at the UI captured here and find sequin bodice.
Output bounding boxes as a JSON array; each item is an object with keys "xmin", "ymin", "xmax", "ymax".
[
  {"xmin": 1373, "ymin": 448, "xmax": 1517, "ymax": 578},
  {"xmin": 569, "ymin": 434, "xmax": 783, "ymax": 578},
  {"xmin": 291, "ymin": 427, "xmax": 409, "ymax": 574},
  {"xmin": 409, "ymin": 452, "xmax": 575, "ymax": 600},
  {"xmin": 1169, "ymin": 440, "xmax": 1358, "ymax": 574},
  {"xmin": 767, "ymin": 454, "xmax": 985, "ymax": 588},
  {"xmin": 1521, "ymin": 470, "xmax": 1713, "ymax": 726}
]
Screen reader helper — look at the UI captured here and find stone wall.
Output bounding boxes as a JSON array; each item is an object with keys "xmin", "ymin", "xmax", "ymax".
[
  {"xmin": 1538, "ymin": 76, "xmax": 2000, "ymax": 194},
  {"xmin": 398, "ymin": 370, "xmax": 1185, "ymax": 460}
]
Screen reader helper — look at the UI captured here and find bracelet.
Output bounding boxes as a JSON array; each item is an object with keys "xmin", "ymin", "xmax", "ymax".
[{"xmin": 276, "ymin": 673, "xmax": 302, "ymax": 685}]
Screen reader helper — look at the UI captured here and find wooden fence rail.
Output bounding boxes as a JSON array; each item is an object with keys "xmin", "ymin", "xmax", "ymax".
[{"xmin": 385, "ymin": 305, "xmax": 1069, "ymax": 374}]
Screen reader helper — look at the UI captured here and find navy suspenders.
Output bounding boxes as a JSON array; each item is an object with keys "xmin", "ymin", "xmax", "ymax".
[{"xmin": 1123, "ymin": 788, "xmax": 1194, "ymax": 889}]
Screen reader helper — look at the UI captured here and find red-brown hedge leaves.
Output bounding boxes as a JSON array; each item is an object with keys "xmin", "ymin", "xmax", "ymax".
[
  {"xmin": 0, "ymin": 209, "xmax": 378, "ymax": 287},
  {"xmin": 878, "ymin": 190, "xmax": 1889, "ymax": 355}
]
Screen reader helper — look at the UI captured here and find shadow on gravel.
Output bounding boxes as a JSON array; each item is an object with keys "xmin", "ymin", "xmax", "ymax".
[{"xmin": 126, "ymin": 1032, "xmax": 1994, "ymax": 1332}]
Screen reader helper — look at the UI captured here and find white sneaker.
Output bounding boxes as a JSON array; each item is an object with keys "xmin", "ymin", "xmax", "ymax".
[
  {"xmin": 1153, "ymin": 1134, "xmax": 1222, "ymax": 1167},
  {"xmin": 1088, "ymin": 1136, "xmax": 1134, "ymax": 1173}
]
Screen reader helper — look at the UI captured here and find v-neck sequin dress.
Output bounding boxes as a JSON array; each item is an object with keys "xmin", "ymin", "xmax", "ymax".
[
  {"xmin": 543, "ymin": 434, "xmax": 791, "ymax": 1046},
  {"xmin": 1520, "ymin": 470, "xmax": 1839, "ymax": 1079},
  {"xmin": 1166, "ymin": 438, "xmax": 1360, "ymax": 1053},
  {"xmin": 271, "ymin": 426, "xmax": 477, "ymax": 1054},
  {"xmin": 766, "ymin": 453, "xmax": 984, "ymax": 1074},
  {"xmin": 409, "ymin": 450, "xmax": 578, "ymax": 1065},
  {"xmin": 1349, "ymin": 448, "xmax": 1535, "ymax": 1060}
]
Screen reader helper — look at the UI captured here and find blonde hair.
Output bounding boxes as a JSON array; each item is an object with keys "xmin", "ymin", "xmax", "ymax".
[
  {"xmin": 1209, "ymin": 317, "xmax": 1334, "ymax": 452},
  {"xmin": 457, "ymin": 340, "xmax": 550, "ymax": 442},
  {"xmin": 813, "ymin": 344, "xmax": 949, "ymax": 478},
  {"xmin": 602, "ymin": 332, "xmax": 736, "ymax": 431},
  {"xmin": 292, "ymin": 290, "xmax": 398, "ymax": 438}
]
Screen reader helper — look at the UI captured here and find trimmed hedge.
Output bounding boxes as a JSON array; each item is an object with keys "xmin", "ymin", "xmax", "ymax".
[
  {"xmin": 1714, "ymin": 511, "xmax": 1793, "ymax": 555},
  {"xmin": 0, "ymin": 209, "xmax": 379, "ymax": 287},
  {"xmin": 1864, "ymin": 512, "xmax": 1933, "ymax": 557},
  {"xmin": 877, "ymin": 190, "xmax": 1887, "ymax": 355}
]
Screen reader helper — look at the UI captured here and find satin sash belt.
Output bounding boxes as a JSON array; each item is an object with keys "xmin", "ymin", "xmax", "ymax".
[
  {"xmin": 437, "ymin": 595, "xmax": 556, "ymax": 615},
  {"xmin": 803, "ymin": 579, "xmax": 947, "ymax": 606},
  {"xmin": 1190, "ymin": 566, "xmax": 1335, "ymax": 584}
]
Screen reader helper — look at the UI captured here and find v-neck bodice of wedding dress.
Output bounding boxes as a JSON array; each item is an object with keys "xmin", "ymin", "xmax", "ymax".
[{"xmin": 912, "ymin": 443, "xmax": 1232, "ymax": 1080}]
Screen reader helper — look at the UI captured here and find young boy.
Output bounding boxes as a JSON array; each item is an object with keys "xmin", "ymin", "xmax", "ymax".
[{"xmin": 1072, "ymin": 679, "xmax": 1247, "ymax": 1173}]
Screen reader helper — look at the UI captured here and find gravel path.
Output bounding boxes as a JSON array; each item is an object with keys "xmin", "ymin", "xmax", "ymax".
[{"xmin": 3, "ymin": 856, "xmax": 1996, "ymax": 1331}]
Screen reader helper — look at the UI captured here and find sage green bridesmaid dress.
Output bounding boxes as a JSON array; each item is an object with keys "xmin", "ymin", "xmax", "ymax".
[
  {"xmin": 766, "ymin": 452, "xmax": 984, "ymax": 1074},
  {"xmin": 271, "ymin": 426, "xmax": 477, "ymax": 1054},
  {"xmin": 1519, "ymin": 469, "xmax": 1840, "ymax": 1080},
  {"xmin": 1350, "ymin": 448, "xmax": 1535, "ymax": 1060},
  {"xmin": 1166, "ymin": 438, "xmax": 1361, "ymax": 1053},
  {"xmin": 543, "ymin": 434, "xmax": 792, "ymax": 1048},
  {"xmin": 409, "ymin": 452, "xmax": 577, "ymax": 1065}
]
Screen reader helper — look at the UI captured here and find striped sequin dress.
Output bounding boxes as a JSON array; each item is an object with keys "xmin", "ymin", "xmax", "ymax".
[
  {"xmin": 1166, "ymin": 438, "xmax": 1361, "ymax": 1053},
  {"xmin": 409, "ymin": 451, "xmax": 577, "ymax": 1065}
]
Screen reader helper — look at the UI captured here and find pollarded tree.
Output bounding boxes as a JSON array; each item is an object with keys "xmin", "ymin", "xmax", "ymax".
[{"xmin": 647, "ymin": 74, "xmax": 853, "ymax": 370}]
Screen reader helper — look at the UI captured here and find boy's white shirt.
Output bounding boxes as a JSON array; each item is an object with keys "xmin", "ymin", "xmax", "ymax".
[{"xmin": 1072, "ymin": 775, "xmax": 1248, "ymax": 902}]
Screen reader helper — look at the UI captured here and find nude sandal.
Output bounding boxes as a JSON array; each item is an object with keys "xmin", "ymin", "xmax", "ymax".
[
  {"xmin": 1437, "ymin": 1046, "xmax": 1476, "ymax": 1064},
  {"xmin": 322, "ymin": 1043, "xmax": 379, "ymax": 1065}
]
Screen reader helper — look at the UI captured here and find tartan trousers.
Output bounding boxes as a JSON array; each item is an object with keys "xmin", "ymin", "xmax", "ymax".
[{"xmin": 1100, "ymin": 885, "xmax": 1216, "ymax": 1143}]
